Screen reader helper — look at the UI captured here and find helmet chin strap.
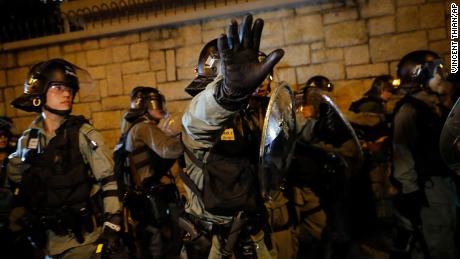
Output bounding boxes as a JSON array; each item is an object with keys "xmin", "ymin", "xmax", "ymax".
[{"xmin": 44, "ymin": 105, "xmax": 72, "ymax": 116}]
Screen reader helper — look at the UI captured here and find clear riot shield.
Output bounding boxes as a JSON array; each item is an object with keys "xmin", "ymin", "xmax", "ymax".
[
  {"xmin": 440, "ymin": 97, "xmax": 460, "ymax": 171},
  {"xmin": 259, "ymin": 82, "xmax": 297, "ymax": 201},
  {"xmin": 296, "ymin": 88, "xmax": 364, "ymax": 178}
]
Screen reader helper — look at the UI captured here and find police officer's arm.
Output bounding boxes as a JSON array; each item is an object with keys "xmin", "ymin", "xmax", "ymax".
[
  {"xmin": 79, "ymin": 124, "xmax": 121, "ymax": 214},
  {"xmin": 182, "ymin": 75, "xmax": 237, "ymax": 149},
  {"xmin": 7, "ymin": 134, "xmax": 31, "ymax": 184},
  {"xmin": 392, "ymin": 104, "xmax": 419, "ymax": 194},
  {"xmin": 134, "ymin": 122, "xmax": 184, "ymax": 159}
]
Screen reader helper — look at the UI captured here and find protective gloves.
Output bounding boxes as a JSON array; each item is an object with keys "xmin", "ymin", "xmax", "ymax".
[{"xmin": 214, "ymin": 14, "xmax": 284, "ymax": 110}]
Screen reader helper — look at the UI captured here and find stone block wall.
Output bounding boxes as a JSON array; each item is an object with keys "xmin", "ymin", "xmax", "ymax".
[{"xmin": 0, "ymin": 0, "xmax": 453, "ymax": 148}]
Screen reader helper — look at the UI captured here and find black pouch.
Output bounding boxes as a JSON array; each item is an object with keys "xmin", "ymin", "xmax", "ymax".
[
  {"xmin": 78, "ymin": 207, "xmax": 95, "ymax": 234},
  {"xmin": 21, "ymin": 213, "xmax": 47, "ymax": 249},
  {"xmin": 89, "ymin": 191, "xmax": 104, "ymax": 226},
  {"xmin": 124, "ymin": 190, "xmax": 144, "ymax": 222},
  {"xmin": 202, "ymin": 156, "xmax": 258, "ymax": 216},
  {"xmin": 143, "ymin": 183, "xmax": 180, "ymax": 226}
]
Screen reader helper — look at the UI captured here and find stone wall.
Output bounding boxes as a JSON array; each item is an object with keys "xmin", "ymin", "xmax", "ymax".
[{"xmin": 0, "ymin": 0, "xmax": 453, "ymax": 148}]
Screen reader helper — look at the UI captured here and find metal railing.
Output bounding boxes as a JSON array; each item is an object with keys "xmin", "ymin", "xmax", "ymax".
[
  {"xmin": 1, "ymin": 0, "xmax": 341, "ymax": 50},
  {"xmin": 1, "ymin": 0, "xmax": 253, "ymax": 43}
]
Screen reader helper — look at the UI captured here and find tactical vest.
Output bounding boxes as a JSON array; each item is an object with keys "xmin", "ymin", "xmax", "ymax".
[
  {"xmin": 21, "ymin": 116, "xmax": 91, "ymax": 211},
  {"xmin": 122, "ymin": 118, "xmax": 180, "ymax": 225},
  {"xmin": 181, "ymin": 111, "xmax": 261, "ymax": 216},
  {"xmin": 129, "ymin": 145, "xmax": 176, "ymax": 184},
  {"xmin": 393, "ymin": 95, "xmax": 451, "ymax": 181},
  {"xmin": 126, "ymin": 119, "xmax": 176, "ymax": 186}
]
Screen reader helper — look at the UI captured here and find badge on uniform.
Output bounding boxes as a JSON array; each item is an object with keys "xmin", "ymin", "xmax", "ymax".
[
  {"xmin": 27, "ymin": 138, "xmax": 39, "ymax": 149},
  {"xmin": 220, "ymin": 128, "xmax": 235, "ymax": 141}
]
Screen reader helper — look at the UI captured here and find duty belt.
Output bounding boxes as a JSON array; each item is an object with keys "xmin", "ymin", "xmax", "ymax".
[
  {"xmin": 185, "ymin": 213, "xmax": 233, "ymax": 236},
  {"xmin": 31, "ymin": 207, "xmax": 95, "ymax": 243}
]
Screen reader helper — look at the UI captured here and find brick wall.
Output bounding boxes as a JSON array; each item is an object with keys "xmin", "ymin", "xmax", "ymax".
[{"xmin": 0, "ymin": 0, "xmax": 453, "ymax": 148}]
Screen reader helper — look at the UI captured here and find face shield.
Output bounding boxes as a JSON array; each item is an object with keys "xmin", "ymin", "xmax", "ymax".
[
  {"xmin": 305, "ymin": 76, "xmax": 334, "ymax": 93},
  {"xmin": 428, "ymin": 60, "xmax": 451, "ymax": 95},
  {"xmin": 12, "ymin": 59, "xmax": 93, "ymax": 113},
  {"xmin": 433, "ymin": 60, "xmax": 448, "ymax": 80},
  {"xmin": 73, "ymin": 66, "xmax": 95, "ymax": 98},
  {"xmin": 323, "ymin": 82, "xmax": 334, "ymax": 92},
  {"xmin": 201, "ymin": 54, "xmax": 221, "ymax": 77},
  {"xmin": 185, "ymin": 39, "xmax": 220, "ymax": 97},
  {"xmin": 146, "ymin": 92, "xmax": 165, "ymax": 112}
]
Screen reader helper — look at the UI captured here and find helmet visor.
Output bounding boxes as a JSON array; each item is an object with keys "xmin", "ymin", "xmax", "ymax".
[
  {"xmin": 433, "ymin": 59, "xmax": 448, "ymax": 80},
  {"xmin": 148, "ymin": 94, "xmax": 165, "ymax": 111}
]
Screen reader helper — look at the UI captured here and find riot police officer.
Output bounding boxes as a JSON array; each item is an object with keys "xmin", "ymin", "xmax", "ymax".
[
  {"xmin": 291, "ymin": 85, "xmax": 365, "ymax": 259},
  {"xmin": 118, "ymin": 86, "xmax": 184, "ymax": 258},
  {"xmin": 8, "ymin": 59, "xmax": 123, "ymax": 258},
  {"xmin": 180, "ymin": 15, "xmax": 285, "ymax": 258},
  {"xmin": 349, "ymin": 75, "xmax": 397, "ymax": 114},
  {"xmin": 348, "ymin": 75, "xmax": 398, "ymax": 220},
  {"xmin": 392, "ymin": 50, "xmax": 456, "ymax": 258}
]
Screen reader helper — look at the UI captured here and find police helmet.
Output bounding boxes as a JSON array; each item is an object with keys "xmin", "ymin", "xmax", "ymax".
[
  {"xmin": 185, "ymin": 39, "xmax": 271, "ymax": 97},
  {"xmin": 11, "ymin": 59, "xmax": 79, "ymax": 113},
  {"xmin": 396, "ymin": 50, "xmax": 446, "ymax": 90},
  {"xmin": 130, "ymin": 86, "xmax": 165, "ymax": 112},
  {"xmin": 305, "ymin": 75, "xmax": 334, "ymax": 92},
  {"xmin": 185, "ymin": 39, "xmax": 220, "ymax": 97},
  {"xmin": 364, "ymin": 75, "xmax": 398, "ymax": 98},
  {"xmin": 253, "ymin": 52, "xmax": 273, "ymax": 97}
]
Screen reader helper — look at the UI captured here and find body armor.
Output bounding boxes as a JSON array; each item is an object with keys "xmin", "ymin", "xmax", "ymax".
[
  {"xmin": 20, "ymin": 116, "xmax": 95, "ymax": 242},
  {"xmin": 182, "ymin": 111, "xmax": 261, "ymax": 216},
  {"xmin": 22, "ymin": 116, "xmax": 90, "ymax": 210},
  {"xmin": 122, "ymin": 119, "xmax": 179, "ymax": 226}
]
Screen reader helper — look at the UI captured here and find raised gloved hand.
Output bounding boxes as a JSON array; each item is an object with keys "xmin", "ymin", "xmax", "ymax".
[{"xmin": 215, "ymin": 14, "xmax": 284, "ymax": 110}]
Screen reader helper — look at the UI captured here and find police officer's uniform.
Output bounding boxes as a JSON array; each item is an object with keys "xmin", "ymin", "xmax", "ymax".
[
  {"xmin": 8, "ymin": 114, "xmax": 121, "ymax": 257},
  {"xmin": 120, "ymin": 87, "xmax": 184, "ymax": 258},
  {"xmin": 7, "ymin": 59, "xmax": 122, "ymax": 258}
]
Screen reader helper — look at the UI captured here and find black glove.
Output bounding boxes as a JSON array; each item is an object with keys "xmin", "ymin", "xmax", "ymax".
[
  {"xmin": 396, "ymin": 190, "xmax": 428, "ymax": 225},
  {"xmin": 97, "ymin": 214, "xmax": 123, "ymax": 255},
  {"xmin": 214, "ymin": 14, "xmax": 284, "ymax": 110}
]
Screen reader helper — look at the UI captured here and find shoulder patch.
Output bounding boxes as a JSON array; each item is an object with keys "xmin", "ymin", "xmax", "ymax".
[
  {"xmin": 80, "ymin": 123, "xmax": 100, "ymax": 150},
  {"xmin": 80, "ymin": 123, "xmax": 97, "ymax": 136}
]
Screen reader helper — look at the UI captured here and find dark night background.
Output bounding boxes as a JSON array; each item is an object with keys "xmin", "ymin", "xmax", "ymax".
[{"xmin": 0, "ymin": 0, "xmax": 62, "ymax": 43}]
